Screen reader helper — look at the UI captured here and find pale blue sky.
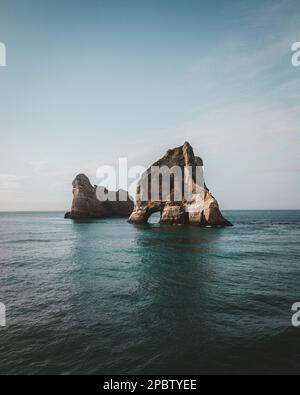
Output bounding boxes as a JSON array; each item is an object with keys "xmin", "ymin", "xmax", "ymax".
[{"xmin": 0, "ymin": 0, "xmax": 300, "ymax": 210}]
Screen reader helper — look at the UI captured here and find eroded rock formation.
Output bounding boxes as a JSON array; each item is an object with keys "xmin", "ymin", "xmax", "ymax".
[
  {"xmin": 65, "ymin": 174, "xmax": 134, "ymax": 219},
  {"xmin": 128, "ymin": 142, "xmax": 233, "ymax": 227}
]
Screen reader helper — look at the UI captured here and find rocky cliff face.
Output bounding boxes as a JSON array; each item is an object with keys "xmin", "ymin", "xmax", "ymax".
[
  {"xmin": 65, "ymin": 174, "xmax": 134, "ymax": 219},
  {"xmin": 128, "ymin": 142, "xmax": 233, "ymax": 227}
]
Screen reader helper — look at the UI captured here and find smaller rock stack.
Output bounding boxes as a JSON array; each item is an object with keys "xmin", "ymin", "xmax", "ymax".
[{"xmin": 65, "ymin": 174, "xmax": 134, "ymax": 219}]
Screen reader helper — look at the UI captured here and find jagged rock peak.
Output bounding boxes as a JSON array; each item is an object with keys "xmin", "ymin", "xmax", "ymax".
[{"xmin": 128, "ymin": 142, "xmax": 233, "ymax": 227}]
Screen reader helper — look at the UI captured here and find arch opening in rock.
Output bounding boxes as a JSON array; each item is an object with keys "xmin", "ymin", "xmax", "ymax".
[
  {"xmin": 147, "ymin": 209, "xmax": 162, "ymax": 224},
  {"xmin": 128, "ymin": 142, "xmax": 233, "ymax": 227}
]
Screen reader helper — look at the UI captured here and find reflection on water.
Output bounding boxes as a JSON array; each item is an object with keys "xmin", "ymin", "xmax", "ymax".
[{"xmin": 1, "ymin": 211, "xmax": 300, "ymax": 374}]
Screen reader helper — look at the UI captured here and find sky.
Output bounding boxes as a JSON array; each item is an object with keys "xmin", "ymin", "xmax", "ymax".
[{"xmin": 0, "ymin": 0, "xmax": 300, "ymax": 210}]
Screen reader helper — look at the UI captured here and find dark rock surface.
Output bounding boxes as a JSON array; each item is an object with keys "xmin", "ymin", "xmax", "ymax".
[
  {"xmin": 65, "ymin": 174, "xmax": 134, "ymax": 219},
  {"xmin": 128, "ymin": 142, "xmax": 233, "ymax": 227}
]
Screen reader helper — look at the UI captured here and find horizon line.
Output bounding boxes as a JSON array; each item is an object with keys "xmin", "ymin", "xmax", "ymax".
[{"xmin": 1, "ymin": 209, "xmax": 300, "ymax": 213}]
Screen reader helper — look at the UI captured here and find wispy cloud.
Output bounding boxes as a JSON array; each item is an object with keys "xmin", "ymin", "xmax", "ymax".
[
  {"xmin": 0, "ymin": 174, "xmax": 28, "ymax": 191},
  {"xmin": 1, "ymin": 0, "xmax": 300, "ymax": 210}
]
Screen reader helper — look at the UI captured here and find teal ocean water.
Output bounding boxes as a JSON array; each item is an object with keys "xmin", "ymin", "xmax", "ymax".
[{"xmin": 0, "ymin": 211, "xmax": 300, "ymax": 375}]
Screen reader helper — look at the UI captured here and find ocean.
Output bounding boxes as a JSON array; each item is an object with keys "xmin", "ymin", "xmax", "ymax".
[{"xmin": 0, "ymin": 210, "xmax": 300, "ymax": 375}]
